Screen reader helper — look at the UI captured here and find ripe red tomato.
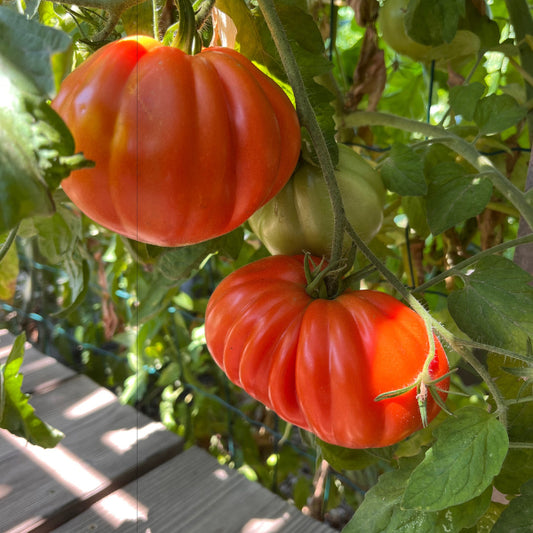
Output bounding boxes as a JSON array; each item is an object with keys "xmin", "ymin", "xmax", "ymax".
[
  {"xmin": 205, "ymin": 255, "xmax": 449, "ymax": 449},
  {"xmin": 52, "ymin": 36, "xmax": 301, "ymax": 247}
]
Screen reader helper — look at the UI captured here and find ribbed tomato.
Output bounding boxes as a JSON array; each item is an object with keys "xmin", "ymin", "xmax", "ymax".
[
  {"xmin": 205, "ymin": 255, "xmax": 449, "ymax": 449},
  {"xmin": 249, "ymin": 144, "xmax": 385, "ymax": 257},
  {"xmin": 52, "ymin": 36, "xmax": 301, "ymax": 247}
]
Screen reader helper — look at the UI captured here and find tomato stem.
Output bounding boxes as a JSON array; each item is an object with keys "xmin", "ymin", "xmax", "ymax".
[
  {"xmin": 343, "ymin": 111, "xmax": 533, "ymax": 231},
  {"xmin": 0, "ymin": 223, "xmax": 19, "ymax": 263},
  {"xmin": 256, "ymin": 0, "xmax": 348, "ymax": 292},
  {"xmin": 413, "ymin": 233, "xmax": 533, "ymax": 294},
  {"xmin": 172, "ymin": 0, "xmax": 201, "ymax": 53}
]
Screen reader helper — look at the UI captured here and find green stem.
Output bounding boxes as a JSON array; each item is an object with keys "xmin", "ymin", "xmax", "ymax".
[
  {"xmin": 171, "ymin": 0, "xmax": 199, "ymax": 53},
  {"xmin": 195, "ymin": 0, "xmax": 215, "ymax": 30},
  {"xmin": 508, "ymin": 441, "xmax": 533, "ymax": 449},
  {"xmin": 152, "ymin": 0, "xmax": 160, "ymax": 39},
  {"xmin": 0, "ymin": 224, "xmax": 19, "ymax": 263},
  {"xmin": 414, "ymin": 234, "xmax": 533, "ymax": 293},
  {"xmin": 444, "ymin": 334, "xmax": 508, "ymax": 429},
  {"xmin": 505, "ymin": 0, "xmax": 533, "ymax": 140},
  {"xmin": 343, "ymin": 111, "xmax": 533, "ymax": 230},
  {"xmin": 257, "ymin": 0, "xmax": 347, "ymax": 287}
]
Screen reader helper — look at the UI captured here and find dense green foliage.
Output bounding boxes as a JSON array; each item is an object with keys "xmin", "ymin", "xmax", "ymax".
[{"xmin": 1, "ymin": 0, "xmax": 533, "ymax": 530}]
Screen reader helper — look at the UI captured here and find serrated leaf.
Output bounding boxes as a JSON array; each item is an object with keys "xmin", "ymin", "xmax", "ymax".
[
  {"xmin": 491, "ymin": 478, "xmax": 533, "ymax": 533},
  {"xmin": 157, "ymin": 227, "xmax": 244, "ymax": 281},
  {"xmin": 381, "ymin": 144, "xmax": 427, "ymax": 196},
  {"xmin": 344, "ymin": 454, "xmax": 492, "ymax": 533},
  {"xmin": 0, "ymin": 334, "xmax": 64, "ymax": 448},
  {"xmin": 426, "ymin": 161, "xmax": 492, "ymax": 235},
  {"xmin": 0, "ymin": 6, "xmax": 71, "ymax": 98},
  {"xmin": 404, "ymin": 0, "xmax": 464, "ymax": 46},
  {"xmin": 448, "ymin": 256, "xmax": 533, "ymax": 353},
  {"xmin": 448, "ymin": 82, "xmax": 485, "ymax": 122},
  {"xmin": 0, "ymin": 17, "xmax": 90, "ymax": 233},
  {"xmin": 474, "ymin": 94, "xmax": 527, "ymax": 135},
  {"xmin": 402, "ymin": 406, "xmax": 508, "ymax": 511}
]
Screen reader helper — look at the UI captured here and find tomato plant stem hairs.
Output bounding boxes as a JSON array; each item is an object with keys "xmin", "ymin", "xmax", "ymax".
[{"xmin": 257, "ymin": 0, "xmax": 346, "ymax": 275}]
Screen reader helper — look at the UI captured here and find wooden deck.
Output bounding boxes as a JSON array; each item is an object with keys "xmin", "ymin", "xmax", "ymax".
[{"xmin": 0, "ymin": 330, "xmax": 335, "ymax": 532}]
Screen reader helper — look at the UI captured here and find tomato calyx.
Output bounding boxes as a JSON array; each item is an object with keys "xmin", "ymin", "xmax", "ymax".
[
  {"xmin": 303, "ymin": 253, "xmax": 356, "ymax": 299},
  {"xmin": 375, "ymin": 370, "xmax": 455, "ymax": 427},
  {"xmin": 170, "ymin": 0, "xmax": 203, "ymax": 54}
]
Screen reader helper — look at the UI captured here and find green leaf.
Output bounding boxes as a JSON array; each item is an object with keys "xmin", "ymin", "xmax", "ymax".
[
  {"xmin": 448, "ymin": 256, "xmax": 533, "ymax": 353},
  {"xmin": 402, "ymin": 406, "xmax": 508, "ymax": 511},
  {"xmin": 402, "ymin": 196, "xmax": 430, "ymax": 238},
  {"xmin": 0, "ymin": 15, "xmax": 90, "ymax": 234},
  {"xmin": 404, "ymin": 0, "xmax": 464, "ymax": 46},
  {"xmin": 0, "ymin": 234, "xmax": 19, "ymax": 301},
  {"xmin": 494, "ymin": 448, "xmax": 533, "ymax": 497},
  {"xmin": 0, "ymin": 333, "xmax": 64, "ymax": 448},
  {"xmin": 344, "ymin": 454, "xmax": 492, "ymax": 533},
  {"xmin": 380, "ymin": 144, "xmax": 427, "ymax": 196},
  {"xmin": 0, "ymin": 6, "xmax": 71, "ymax": 98},
  {"xmin": 448, "ymin": 82, "xmax": 485, "ymax": 122},
  {"xmin": 473, "ymin": 94, "xmax": 527, "ymax": 136},
  {"xmin": 491, "ymin": 478, "xmax": 533, "ymax": 533},
  {"xmin": 157, "ymin": 227, "xmax": 244, "ymax": 281},
  {"xmin": 215, "ymin": 0, "xmax": 337, "ymax": 163},
  {"xmin": 459, "ymin": 0, "xmax": 500, "ymax": 50},
  {"xmin": 425, "ymin": 161, "xmax": 492, "ymax": 235},
  {"xmin": 317, "ymin": 439, "xmax": 383, "ymax": 471},
  {"xmin": 34, "ymin": 203, "xmax": 82, "ymax": 264}
]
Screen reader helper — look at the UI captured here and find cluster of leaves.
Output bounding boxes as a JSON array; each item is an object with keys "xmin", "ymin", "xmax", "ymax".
[{"xmin": 1, "ymin": 0, "xmax": 533, "ymax": 531}]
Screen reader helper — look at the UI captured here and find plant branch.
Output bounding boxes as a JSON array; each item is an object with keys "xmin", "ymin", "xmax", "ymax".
[
  {"xmin": 414, "ymin": 233, "xmax": 533, "ymax": 294},
  {"xmin": 343, "ymin": 111, "xmax": 533, "ymax": 230},
  {"xmin": 54, "ymin": 0, "xmax": 142, "ymax": 40},
  {"xmin": 256, "ymin": 0, "xmax": 347, "ymax": 287},
  {"xmin": 0, "ymin": 224, "xmax": 19, "ymax": 263}
]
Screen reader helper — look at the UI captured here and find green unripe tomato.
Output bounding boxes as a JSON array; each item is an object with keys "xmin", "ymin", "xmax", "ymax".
[
  {"xmin": 378, "ymin": 0, "xmax": 480, "ymax": 63},
  {"xmin": 249, "ymin": 145, "xmax": 386, "ymax": 257}
]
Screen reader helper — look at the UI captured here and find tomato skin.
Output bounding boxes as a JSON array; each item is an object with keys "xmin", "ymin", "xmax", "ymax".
[
  {"xmin": 205, "ymin": 255, "xmax": 449, "ymax": 449},
  {"xmin": 52, "ymin": 36, "xmax": 301, "ymax": 247},
  {"xmin": 248, "ymin": 144, "xmax": 386, "ymax": 257}
]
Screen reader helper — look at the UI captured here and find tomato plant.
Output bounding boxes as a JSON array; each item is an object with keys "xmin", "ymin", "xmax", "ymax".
[
  {"xmin": 205, "ymin": 254, "xmax": 450, "ymax": 449},
  {"xmin": 3, "ymin": 0, "xmax": 533, "ymax": 530},
  {"xmin": 248, "ymin": 144, "xmax": 386, "ymax": 257},
  {"xmin": 52, "ymin": 35, "xmax": 301, "ymax": 247}
]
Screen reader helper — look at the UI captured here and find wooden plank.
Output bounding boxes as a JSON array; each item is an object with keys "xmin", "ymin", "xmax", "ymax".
[
  {"xmin": 0, "ymin": 330, "xmax": 76, "ymax": 394},
  {"xmin": 55, "ymin": 445, "xmax": 336, "ymax": 533},
  {"xmin": 0, "ymin": 373, "xmax": 183, "ymax": 532}
]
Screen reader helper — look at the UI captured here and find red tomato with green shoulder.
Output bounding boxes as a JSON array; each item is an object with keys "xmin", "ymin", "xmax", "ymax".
[
  {"xmin": 205, "ymin": 255, "xmax": 450, "ymax": 449},
  {"xmin": 52, "ymin": 36, "xmax": 301, "ymax": 247},
  {"xmin": 249, "ymin": 144, "xmax": 386, "ymax": 257}
]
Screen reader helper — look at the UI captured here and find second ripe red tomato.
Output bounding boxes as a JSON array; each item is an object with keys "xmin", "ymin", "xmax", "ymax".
[
  {"xmin": 205, "ymin": 255, "xmax": 449, "ymax": 449},
  {"xmin": 52, "ymin": 36, "xmax": 301, "ymax": 247}
]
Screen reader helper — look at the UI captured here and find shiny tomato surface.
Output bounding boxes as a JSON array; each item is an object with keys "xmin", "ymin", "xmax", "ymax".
[
  {"xmin": 52, "ymin": 36, "xmax": 301, "ymax": 246},
  {"xmin": 205, "ymin": 255, "xmax": 449, "ymax": 449}
]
